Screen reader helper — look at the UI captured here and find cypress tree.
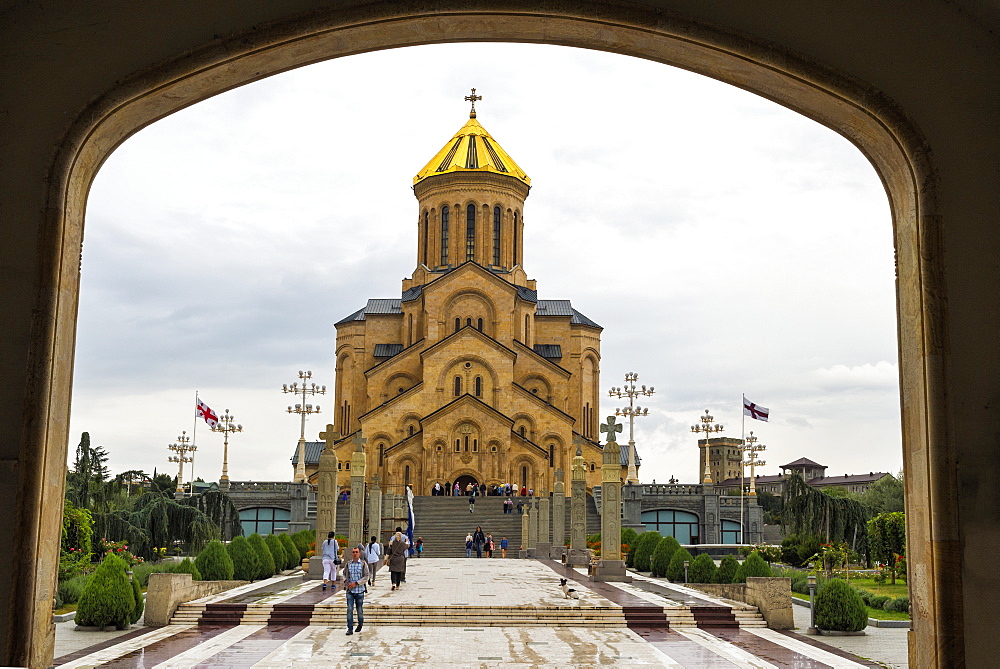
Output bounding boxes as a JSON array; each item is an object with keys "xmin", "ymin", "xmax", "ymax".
[
  {"xmin": 689, "ymin": 553, "xmax": 718, "ymax": 583},
  {"xmin": 716, "ymin": 554, "xmax": 740, "ymax": 583},
  {"xmin": 227, "ymin": 535, "xmax": 261, "ymax": 581},
  {"xmin": 734, "ymin": 550, "xmax": 773, "ymax": 583},
  {"xmin": 265, "ymin": 534, "xmax": 288, "ymax": 573},
  {"xmin": 247, "ymin": 533, "xmax": 276, "ymax": 579},
  {"xmin": 172, "ymin": 557, "xmax": 202, "ymax": 581},
  {"xmin": 650, "ymin": 535, "xmax": 681, "ymax": 577},
  {"xmin": 815, "ymin": 578, "xmax": 868, "ymax": 631},
  {"xmin": 75, "ymin": 553, "xmax": 135, "ymax": 630},
  {"xmin": 195, "ymin": 539, "xmax": 235, "ymax": 580},
  {"xmin": 279, "ymin": 533, "xmax": 301, "ymax": 568},
  {"xmin": 632, "ymin": 531, "xmax": 663, "ymax": 572},
  {"xmin": 667, "ymin": 547, "xmax": 693, "ymax": 582},
  {"xmin": 129, "ymin": 577, "xmax": 144, "ymax": 624}
]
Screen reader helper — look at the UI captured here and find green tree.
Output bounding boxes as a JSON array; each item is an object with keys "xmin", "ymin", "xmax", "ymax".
[
  {"xmin": 179, "ymin": 490, "xmax": 242, "ymax": 541},
  {"xmin": 867, "ymin": 511, "xmax": 906, "ymax": 583},
  {"xmin": 150, "ymin": 469, "xmax": 176, "ymax": 495},
  {"xmin": 650, "ymin": 535, "xmax": 681, "ymax": 577},
  {"xmin": 75, "ymin": 553, "xmax": 135, "ymax": 630},
  {"xmin": 756, "ymin": 490, "xmax": 783, "ymax": 525},
  {"xmin": 247, "ymin": 533, "xmax": 277, "ymax": 579},
  {"xmin": 815, "ymin": 578, "xmax": 868, "ymax": 632},
  {"xmin": 782, "ymin": 473, "xmax": 870, "ymax": 550},
  {"xmin": 195, "ymin": 540, "xmax": 235, "ymax": 580},
  {"xmin": 172, "ymin": 557, "xmax": 202, "ymax": 581},
  {"xmin": 666, "ymin": 547, "xmax": 694, "ymax": 582},
  {"xmin": 279, "ymin": 533, "xmax": 301, "ymax": 568},
  {"xmin": 60, "ymin": 501, "xmax": 93, "ymax": 581},
  {"xmin": 631, "ymin": 532, "xmax": 662, "ymax": 572},
  {"xmin": 716, "ymin": 554, "xmax": 740, "ymax": 583},
  {"xmin": 689, "ymin": 553, "xmax": 718, "ymax": 583},
  {"xmin": 265, "ymin": 534, "xmax": 288, "ymax": 573},
  {"xmin": 734, "ymin": 550, "xmax": 773, "ymax": 582},
  {"xmin": 129, "ymin": 577, "xmax": 144, "ymax": 624},
  {"xmin": 227, "ymin": 536, "xmax": 261, "ymax": 580},
  {"xmin": 66, "ymin": 433, "xmax": 111, "ymax": 511},
  {"xmin": 92, "ymin": 492, "xmax": 220, "ymax": 560},
  {"xmin": 853, "ymin": 473, "xmax": 904, "ymax": 514}
]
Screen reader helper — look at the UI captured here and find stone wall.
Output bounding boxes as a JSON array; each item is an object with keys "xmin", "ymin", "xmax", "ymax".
[
  {"xmin": 145, "ymin": 573, "xmax": 247, "ymax": 625},
  {"xmin": 690, "ymin": 577, "xmax": 793, "ymax": 629}
]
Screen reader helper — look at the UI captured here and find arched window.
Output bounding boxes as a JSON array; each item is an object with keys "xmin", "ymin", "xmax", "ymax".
[
  {"xmin": 642, "ymin": 509, "xmax": 701, "ymax": 544},
  {"xmin": 524, "ymin": 315, "xmax": 530, "ymax": 344},
  {"xmin": 513, "ymin": 211, "xmax": 519, "ymax": 265},
  {"xmin": 405, "ymin": 465, "xmax": 411, "ymax": 485},
  {"xmin": 521, "ymin": 465, "xmax": 528, "ymax": 489},
  {"xmin": 473, "ymin": 439, "xmax": 478, "ymax": 452},
  {"xmin": 440, "ymin": 206, "xmax": 450, "ymax": 264},
  {"xmin": 590, "ymin": 463, "xmax": 595, "ymax": 472},
  {"xmin": 464, "ymin": 435, "xmax": 470, "ymax": 452},
  {"xmin": 493, "ymin": 206, "xmax": 501, "ymax": 265},
  {"xmin": 407, "ymin": 313, "xmax": 413, "ymax": 345},
  {"xmin": 455, "ymin": 439, "xmax": 461, "ymax": 452},
  {"xmin": 548, "ymin": 444, "xmax": 555, "ymax": 467},
  {"xmin": 466, "ymin": 204, "xmax": 476, "ymax": 261},
  {"xmin": 422, "ymin": 211, "xmax": 429, "ymax": 265},
  {"xmin": 475, "ymin": 376, "xmax": 482, "ymax": 397},
  {"xmin": 378, "ymin": 443, "xmax": 385, "ymax": 466},
  {"xmin": 466, "ymin": 317, "xmax": 472, "ymax": 327},
  {"xmin": 454, "ymin": 376, "xmax": 462, "ymax": 396},
  {"xmin": 477, "ymin": 317, "xmax": 483, "ymax": 331},
  {"xmin": 455, "ymin": 317, "xmax": 461, "ymax": 332},
  {"xmin": 519, "ymin": 426, "xmax": 526, "ymax": 438},
  {"xmin": 408, "ymin": 424, "xmax": 415, "ymax": 436}
]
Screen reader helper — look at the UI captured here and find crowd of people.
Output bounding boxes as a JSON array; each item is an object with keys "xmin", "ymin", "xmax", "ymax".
[
  {"xmin": 464, "ymin": 527, "xmax": 509, "ymax": 558},
  {"xmin": 430, "ymin": 481, "xmax": 534, "ymax": 497}
]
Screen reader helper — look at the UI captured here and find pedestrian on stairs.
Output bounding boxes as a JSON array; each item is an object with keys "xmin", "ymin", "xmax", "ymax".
[
  {"xmin": 516, "ymin": 499, "xmax": 524, "ymax": 514},
  {"xmin": 365, "ymin": 536, "xmax": 382, "ymax": 586},
  {"xmin": 454, "ymin": 482, "xmax": 460, "ymax": 496},
  {"xmin": 469, "ymin": 495, "xmax": 475, "ymax": 513},
  {"xmin": 500, "ymin": 536, "xmax": 509, "ymax": 558},
  {"xmin": 415, "ymin": 536, "xmax": 423, "ymax": 557},
  {"xmin": 465, "ymin": 533, "xmax": 473, "ymax": 557},
  {"xmin": 472, "ymin": 526, "xmax": 486, "ymax": 558},
  {"xmin": 485, "ymin": 533, "xmax": 494, "ymax": 558}
]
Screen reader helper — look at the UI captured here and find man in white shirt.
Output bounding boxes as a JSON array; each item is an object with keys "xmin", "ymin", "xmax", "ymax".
[{"xmin": 365, "ymin": 535, "xmax": 382, "ymax": 586}]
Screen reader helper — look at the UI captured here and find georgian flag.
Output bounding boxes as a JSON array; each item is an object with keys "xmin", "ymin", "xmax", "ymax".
[
  {"xmin": 196, "ymin": 399, "xmax": 219, "ymax": 428},
  {"xmin": 743, "ymin": 397, "xmax": 769, "ymax": 422}
]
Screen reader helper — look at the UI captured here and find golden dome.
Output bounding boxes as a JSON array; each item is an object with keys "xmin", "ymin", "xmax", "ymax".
[{"xmin": 414, "ymin": 115, "xmax": 530, "ymax": 186}]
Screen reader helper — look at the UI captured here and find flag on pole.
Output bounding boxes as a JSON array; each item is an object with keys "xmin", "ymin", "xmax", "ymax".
[
  {"xmin": 743, "ymin": 397, "xmax": 770, "ymax": 422},
  {"xmin": 405, "ymin": 485, "xmax": 416, "ymax": 556},
  {"xmin": 196, "ymin": 399, "xmax": 219, "ymax": 428}
]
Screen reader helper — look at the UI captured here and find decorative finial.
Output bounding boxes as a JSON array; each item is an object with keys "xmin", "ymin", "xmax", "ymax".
[{"xmin": 465, "ymin": 88, "xmax": 482, "ymax": 118}]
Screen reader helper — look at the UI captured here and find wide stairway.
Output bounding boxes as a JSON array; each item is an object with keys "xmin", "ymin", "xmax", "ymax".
[{"xmin": 409, "ymin": 495, "xmax": 602, "ymax": 558}]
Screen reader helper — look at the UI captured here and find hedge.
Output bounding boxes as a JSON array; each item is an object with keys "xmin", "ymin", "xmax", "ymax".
[
  {"xmin": 247, "ymin": 533, "xmax": 277, "ymax": 579},
  {"xmin": 666, "ymin": 547, "xmax": 693, "ymax": 582},
  {"xmin": 75, "ymin": 553, "xmax": 135, "ymax": 629},
  {"xmin": 815, "ymin": 578, "xmax": 868, "ymax": 632},
  {"xmin": 195, "ymin": 540, "xmax": 234, "ymax": 580},
  {"xmin": 228, "ymin": 536, "xmax": 261, "ymax": 581}
]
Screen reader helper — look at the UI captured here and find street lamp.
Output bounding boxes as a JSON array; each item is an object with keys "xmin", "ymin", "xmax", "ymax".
[
  {"xmin": 609, "ymin": 372, "xmax": 654, "ymax": 484},
  {"xmin": 691, "ymin": 409, "xmax": 724, "ymax": 483},
  {"xmin": 739, "ymin": 431, "xmax": 767, "ymax": 543},
  {"xmin": 283, "ymin": 370, "xmax": 325, "ymax": 483},
  {"xmin": 211, "ymin": 409, "xmax": 242, "ymax": 490},
  {"xmin": 683, "ymin": 560, "xmax": 690, "ymax": 584},
  {"xmin": 167, "ymin": 430, "xmax": 196, "ymax": 496},
  {"xmin": 807, "ymin": 574, "xmax": 819, "ymax": 634}
]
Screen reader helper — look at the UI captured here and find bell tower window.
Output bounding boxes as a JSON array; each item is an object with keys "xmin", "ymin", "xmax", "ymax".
[
  {"xmin": 513, "ymin": 212, "xmax": 519, "ymax": 265},
  {"xmin": 493, "ymin": 206, "xmax": 501, "ymax": 266},
  {"xmin": 475, "ymin": 376, "xmax": 482, "ymax": 397},
  {"xmin": 466, "ymin": 204, "xmax": 476, "ymax": 261},
  {"xmin": 440, "ymin": 206, "xmax": 450, "ymax": 265},
  {"xmin": 454, "ymin": 375, "xmax": 462, "ymax": 396},
  {"xmin": 422, "ymin": 211, "xmax": 429, "ymax": 265}
]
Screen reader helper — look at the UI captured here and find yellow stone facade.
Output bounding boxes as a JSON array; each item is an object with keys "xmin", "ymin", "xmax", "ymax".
[{"xmin": 326, "ymin": 110, "xmax": 607, "ymax": 495}]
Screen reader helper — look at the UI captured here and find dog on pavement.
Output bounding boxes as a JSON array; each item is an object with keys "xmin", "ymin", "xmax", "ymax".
[{"xmin": 559, "ymin": 578, "xmax": 580, "ymax": 600}]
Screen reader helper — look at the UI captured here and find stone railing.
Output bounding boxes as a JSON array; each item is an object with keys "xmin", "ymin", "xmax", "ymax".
[
  {"xmin": 640, "ymin": 483, "xmax": 703, "ymax": 496},
  {"xmin": 689, "ymin": 577, "xmax": 793, "ymax": 629},
  {"xmin": 227, "ymin": 481, "xmax": 296, "ymax": 493},
  {"xmin": 145, "ymin": 573, "xmax": 247, "ymax": 625}
]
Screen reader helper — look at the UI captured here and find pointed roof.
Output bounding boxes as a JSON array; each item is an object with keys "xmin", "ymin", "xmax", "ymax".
[{"xmin": 414, "ymin": 114, "xmax": 530, "ymax": 185}]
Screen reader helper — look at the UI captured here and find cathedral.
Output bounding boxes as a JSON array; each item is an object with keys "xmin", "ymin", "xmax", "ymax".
[{"xmin": 321, "ymin": 100, "xmax": 614, "ymax": 496}]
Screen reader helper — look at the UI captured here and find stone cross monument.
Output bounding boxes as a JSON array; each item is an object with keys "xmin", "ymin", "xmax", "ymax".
[
  {"xmin": 537, "ymin": 490, "xmax": 551, "ymax": 555},
  {"xmin": 519, "ymin": 500, "xmax": 531, "ymax": 558},
  {"xmin": 310, "ymin": 424, "xmax": 339, "ymax": 578},
  {"xmin": 570, "ymin": 437, "xmax": 588, "ymax": 551},
  {"xmin": 348, "ymin": 432, "xmax": 367, "ymax": 549},
  {"xmin": 551, "ymin": 468, "xmax": 566, "ymax": 555},
  {"xmin": 367, "ymin": 473, "xmax": 383, "ymax": 543},
  {"xmin": 594, "ymin": 416, "xmax": 627, "ymax": 581}
]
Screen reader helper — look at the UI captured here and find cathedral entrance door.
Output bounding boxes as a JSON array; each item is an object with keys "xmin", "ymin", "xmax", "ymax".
[{"xmin": 454, "ymin": 474, "xmax": 479, "ymax": 496}]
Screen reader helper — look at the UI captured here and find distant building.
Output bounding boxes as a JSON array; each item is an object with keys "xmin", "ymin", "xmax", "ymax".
[{"xmin": 716, "ymin": 456, "xmax": 892, "ymax": 496}]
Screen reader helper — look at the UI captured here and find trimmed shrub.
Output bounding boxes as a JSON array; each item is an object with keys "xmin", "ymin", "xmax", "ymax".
[
  {"xmin": 632, "ymin": 532, "xmax": 662, "ymax": 572},
  {"xmin": 884, "ymin": 596, "xmax": 909, "ymax": 613},
  {"xmin": 734, "ymin": 551, "xmax": 773, "ymax": 583},
  {"xmin": 291, "ymin": 529, "xmax": 313, "ymax": 559},
  {"xmin": 265, "ymin": 534, "xmax": 288, "ymax": 572},
  {"xmin": 129, "ymin": 577, "xmax": 144, "ymax": 624},
  {"xmin": 248, "ymin": 533, "xmax": 277, "ymax": 579},
  {"xmin": 869, "ymin": 594, "xmax": 890, "ymax": 609},
  {"xmin": 650, "ymin": 536, "xmax": 681, "ymax": 577},
  {"xmin": 689, "ymin": 553, "xmax": 718, "ymax": 583},
  {"xmin": 75, "ymin": 553, "xmax": 135, "ymax": 630},
  {"xmin": 666, "ymin": 548, "xmax": 694, "ymax": 582},
  {"xmin": 279, "ymin": 533, "xmax": 301, "ymax": 568},
  {"xmin": 228, "ymin": 536, "xmax": 261, "ymax": 581},
  {"xmin": 195, "ymin": 540, "xmax": 234, "ymax": 581},
  {"xmin": 172, "ymin": 557, "xmax": 202, "ymax": 581},
  {"xmin": 716, "ymin": 555, "xmax": 740, "ymax": 584},
  {"xmin": 815, "ymin": 578, "xmax": 868, "ymax": 632}
]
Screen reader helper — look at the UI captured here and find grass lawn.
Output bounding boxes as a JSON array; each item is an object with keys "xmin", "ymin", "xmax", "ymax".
[
  {"xmin": 791, "ymin": 591, "xmax": 910, "ymax": 621},
  {"xmin": 845, "ymin": 576, "xmax": 909, "ymax": 598}
]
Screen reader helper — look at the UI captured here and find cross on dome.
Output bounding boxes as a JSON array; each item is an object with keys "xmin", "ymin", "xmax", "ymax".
[{"xmin": 464, "ymin": 88, "xmax": 482, "ymax": 118}]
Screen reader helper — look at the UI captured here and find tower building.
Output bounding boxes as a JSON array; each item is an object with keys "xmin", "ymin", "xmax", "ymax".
[{"xmin": 321, "ymin": 101, "xmax": 613, "ymax": 495}]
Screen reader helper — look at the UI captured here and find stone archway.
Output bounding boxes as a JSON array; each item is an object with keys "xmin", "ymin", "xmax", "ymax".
[
  {"xmin": 453, "ymin": 473, "xmax": 480, "ymax": 495},
  {"xmin": 4, "ymin": 4, "xmax": 968, "ymax": 667}
]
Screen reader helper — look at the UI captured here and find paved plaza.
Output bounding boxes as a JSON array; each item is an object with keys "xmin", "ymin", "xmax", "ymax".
[{"xmin": 54, "ymin": 559, "xmax": 907, "ymax": 667}]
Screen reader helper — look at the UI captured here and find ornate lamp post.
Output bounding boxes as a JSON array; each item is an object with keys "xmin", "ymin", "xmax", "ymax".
[
  {"xmin": 609, "ymin": 372, "xmax": 654, "ymax": 484},
  {"xmin": 807, "ymin": 574, "xmax": 819, "ymax": 634},
  {"xmin": 212, "ymin": 409, "xmax": 242, "ymax": 490},
  {"xmin": 283, "ymin": 370, "xmax": 326, "ymax": 483},
  {"xmin": 743, "ymin": 431, "xmax": 767, "ymax": 497},
  {"xmin": 691, "ymin": 409, "xmax": 724, "ymax": 484},
  {"xmin": 167, "ymin": 430, "xmax": 196, "ymax": 496}
]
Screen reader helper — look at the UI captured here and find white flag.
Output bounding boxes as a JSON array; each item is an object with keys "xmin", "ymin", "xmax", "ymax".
[{"xmin": 743, "ymin": 397, "xmax": 769, "ymax": 422}]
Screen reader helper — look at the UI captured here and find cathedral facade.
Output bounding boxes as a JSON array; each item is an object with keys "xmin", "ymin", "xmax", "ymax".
[{"xmin": 326, "ymin": 106, "xmax": 610, "ymax": 496}]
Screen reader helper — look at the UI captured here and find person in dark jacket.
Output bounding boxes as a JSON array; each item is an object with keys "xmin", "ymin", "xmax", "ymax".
[
  {"xmin": 472, "ymin": 526, "xmax": 486, "ymax": 558},
  {"xmin": 387, "ymin": 530, "xmax": 409, "ymax": 590}
]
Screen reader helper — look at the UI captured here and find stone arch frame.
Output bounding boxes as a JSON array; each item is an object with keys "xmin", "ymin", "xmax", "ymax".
[
  {"xmin": 509, "ymin": 455, "xmax": 538, "ymax": 491},
  {"xmin": 435, "ymin": 352, "xmax": 501, "ymax": 391},
  {"xmin": 10, "ymin": 4, "xmax": 953, "ymax": 665},
  {"xmin": 392, "ymin": 454, "xmax": 422, "ymax": 488},
  {"xmin": 442, "ymin": 287, "xmax": 498, "ymax": 336},
  {"xmin": 383, "ymin": 371, "xmax": 419, "ymax": 400},
  {"xmin": 518, "ymin": 372, "xmax": 553, "ymax": 401},
  {"xmin": 398, "ymin": 412, "xmax": 422, "ymax": 438},
  {"xmin": 511, "ymin": 413, "xmax": 536, "ymax": 441},
  {"xmin": 540, "ymin": 432, "xmax": 565, "ymax": 469}
]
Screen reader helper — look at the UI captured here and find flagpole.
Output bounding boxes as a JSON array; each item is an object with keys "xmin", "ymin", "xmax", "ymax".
[
  {"xmin": 741, "ymin": 393, "xmax": 746, "ymax": 545},
  {"xmin": 191, "ymin": 390, "xmax": 199, "ymax": 495}
]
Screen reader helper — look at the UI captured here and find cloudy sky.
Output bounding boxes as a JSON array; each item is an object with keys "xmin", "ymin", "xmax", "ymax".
[{"xmin": 69, "ymin": 43, "xmax": 900, "ymax": 486}]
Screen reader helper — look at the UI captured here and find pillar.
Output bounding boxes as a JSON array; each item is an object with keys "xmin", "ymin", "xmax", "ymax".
[
  {"xmin": 594, "ymin": 430, "xmax": 626, "ymax": 581},
  {"xmin": 349, "ymin": 442, "xmax": 367, "ymax": 549},
  {"xmin": 537, "ymin": 492, "xmax": 551, "ymax": 555},
  {"xmin": 367, "ymin": 475, "xmax": 382, "ymax": 544},
  {"xmin": 310, "ymin": 425, "xmax": 339, "ymax": 579},
  {"xmin": 571, "ymin": 445, "xmax": 587, "ymax": 551},
  {"xmin": 552, "ymin": 469, "xmax": 566, "ymax": 556}
]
